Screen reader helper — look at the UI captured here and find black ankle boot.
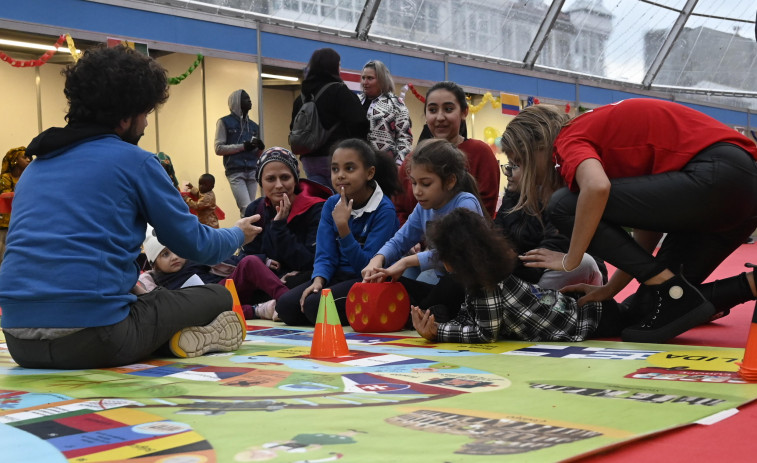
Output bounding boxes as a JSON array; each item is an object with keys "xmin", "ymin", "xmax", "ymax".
[
  {"xmin": 727, "ymin": 262, "xmax": 757, "ymax": 319},
  {"xmin": 621, "ymin": 274, "xmax": 715, "ymax": 343}
]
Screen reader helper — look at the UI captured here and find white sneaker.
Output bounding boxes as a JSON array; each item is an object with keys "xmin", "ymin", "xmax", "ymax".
[
  {"xmin": 169, "ymin": 311, "xmax": 245, "ymax": 358},
  {"xmin": 254, "ymin": 300, "xmax": 277, "ymax": 320}
]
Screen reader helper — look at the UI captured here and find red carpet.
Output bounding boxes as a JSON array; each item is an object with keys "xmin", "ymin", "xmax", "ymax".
[{"xmin": 577, "ymin": 243, "xmax": 757, "ymax": 462}]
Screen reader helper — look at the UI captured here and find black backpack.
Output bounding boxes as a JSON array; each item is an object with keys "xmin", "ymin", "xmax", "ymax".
[{"xmin": 288, "ymin": 82, "xmax": 342, "ymax": 155}]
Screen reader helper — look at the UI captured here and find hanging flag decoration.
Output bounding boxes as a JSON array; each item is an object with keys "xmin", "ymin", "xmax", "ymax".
[
  {"xmin": 501, "ymin": 92, "xmax": 520, "ymax": 115},
  {"xmin": 107, "ymin": 37, "xmax": 149, "ymax": 55},
  {"xmin": 340, "ymin": 70, "xmax": 362, "ymax": 94},
  {"xmin": 168, "ymin": 54, "xmax": 204, "ymax": 85},
  {"xmin": 0, "ymin": 34, "xmax": 66, "ymax": 67}
]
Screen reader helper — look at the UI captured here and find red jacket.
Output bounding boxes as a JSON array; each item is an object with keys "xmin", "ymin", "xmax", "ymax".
[
  {"xmin": 555, "ymin": 98, "xmax": 757, "ymax": 191},
  {"xmin": 393, "ymin": 138, "xmax": 500, "ymax": 223}
]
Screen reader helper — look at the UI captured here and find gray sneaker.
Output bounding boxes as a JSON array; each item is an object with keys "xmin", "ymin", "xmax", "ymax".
[{"xmin": 169, "ymin": 311, "xmax": 246, "ymax": 358}]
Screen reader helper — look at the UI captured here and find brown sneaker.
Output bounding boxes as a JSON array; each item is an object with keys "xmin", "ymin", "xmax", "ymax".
[{"xmin": 169, "ymin": 311, "xmax": 246, "ymax": 358}]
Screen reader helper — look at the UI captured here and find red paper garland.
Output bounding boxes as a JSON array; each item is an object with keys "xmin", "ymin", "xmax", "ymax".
[
  {"xmin": 0, "ymin": 35, "xmax": 66, "ymax": 67},
  {"xmin": 407, "ymin": 83, "xmax": 425, "ymax": 103}
]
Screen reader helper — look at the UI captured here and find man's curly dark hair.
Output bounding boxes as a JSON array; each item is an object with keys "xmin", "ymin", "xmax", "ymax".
[
  {"xmin": 426, "ymin": 208, "xmax": 517, "ymax": 291},
  {"xmin": 63, "ymin": 45, "xmax": 169, "ymax": 127}
]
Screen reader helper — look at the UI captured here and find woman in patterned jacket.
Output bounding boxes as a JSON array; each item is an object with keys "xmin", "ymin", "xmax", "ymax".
[{"xmin": 359, "ymin": 60, "xmax": 413, "ymax": 166}]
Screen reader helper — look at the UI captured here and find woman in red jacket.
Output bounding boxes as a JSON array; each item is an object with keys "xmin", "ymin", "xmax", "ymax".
[{"xmin": 502, "ymin": 99, "xmax": 757, "ymax": 343}]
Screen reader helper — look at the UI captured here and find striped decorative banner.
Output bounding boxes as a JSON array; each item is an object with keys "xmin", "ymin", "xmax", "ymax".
[
  {"xmin": 501, "ymin": 92, "xmax": 521, "ymax": 115},
  {"xmin": 340, "ymin": 70, "xmax": 362, "ymax": 94}
]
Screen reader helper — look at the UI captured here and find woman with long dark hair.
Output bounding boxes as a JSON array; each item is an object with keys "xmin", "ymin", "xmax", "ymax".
[{"xmin": 290, "ymin": 48, "xmax": 368, "ymax": 188}]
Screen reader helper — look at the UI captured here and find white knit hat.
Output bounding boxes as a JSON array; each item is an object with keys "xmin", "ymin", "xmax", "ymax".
[{"xmin": 143, "ymin": 226, "xmax": 166, "ymax": 264}]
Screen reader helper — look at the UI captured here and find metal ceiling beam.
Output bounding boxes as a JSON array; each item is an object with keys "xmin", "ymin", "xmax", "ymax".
[
  {"xmin": 642, "ymin": 0, "xmax": 698, "ymax": 88},
  {"xmin": 523, "ymin": 0, "xmax": 566, "ymax": 69},
  {"xmin": 356, "ymin": 0, "xmax": 382, "ymax": 41}
]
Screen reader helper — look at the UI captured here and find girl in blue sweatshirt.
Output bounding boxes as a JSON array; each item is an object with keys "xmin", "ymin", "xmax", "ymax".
[{"xmin": 276, "ymin": 139, "xmax": 402, "ymax": 325}]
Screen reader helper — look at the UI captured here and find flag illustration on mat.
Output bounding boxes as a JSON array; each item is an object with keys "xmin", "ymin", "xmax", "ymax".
[
  {"xmin": 501, "ymin": 92, "xmax": 521, "ymax": 115},
  {"xmin": 341, "ymin": 71, "xmax": 363, "ymax": 94}
]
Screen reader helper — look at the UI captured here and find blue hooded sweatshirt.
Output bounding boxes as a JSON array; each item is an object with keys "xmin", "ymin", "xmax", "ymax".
[{"xmin": 0, "ymin": 124, "xmax": 244, "ymax": 329}]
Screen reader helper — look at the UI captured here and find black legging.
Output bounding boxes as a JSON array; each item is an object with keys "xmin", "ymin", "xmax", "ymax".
[
  {"xmin": 276, "ymin": 274, "xmax": 360, "ymax": 326},
  {"xmin": 549, "ymin": 143, "xmax": 757, "ymax": 285},
  {"xmin": 399, "ymin": 274, "xmax": 467, "ymax": 323},
  {"xmin": 276, "ymin": 273, "xmax": 467, "ymax": 327}
]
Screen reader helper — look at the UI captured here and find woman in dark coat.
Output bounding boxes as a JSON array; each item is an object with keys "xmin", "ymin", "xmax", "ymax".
[{"xmin": 290, "ymin": 48, "xmax": 369, "ymax": 188}]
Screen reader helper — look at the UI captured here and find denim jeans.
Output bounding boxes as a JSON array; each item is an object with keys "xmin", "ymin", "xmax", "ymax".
[
  {"xmin": 227, "ymin": 170, "xmax": 258, "ymax": 216},
  {"xmin": 300, "ymin": 155, "xmax": 333, "ymax": 190}
]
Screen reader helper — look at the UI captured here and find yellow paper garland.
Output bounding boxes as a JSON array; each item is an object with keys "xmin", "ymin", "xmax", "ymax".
[
  {"xmin": 468, "ymin": 92, "xmax": 501, "ymax": 115},
  {"xmin": 65, "ymin": 34, "xmax": 82, "ymax": 62}
]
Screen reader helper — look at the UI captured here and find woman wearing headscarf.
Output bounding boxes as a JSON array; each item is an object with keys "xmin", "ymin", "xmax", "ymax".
[
  {"xmin": 290, "ymin": 48, "xmax": 369, "ymax": 188},
  {"xmin": 239, "ymin": 147, "xmax": 333, "ymax": 318}
]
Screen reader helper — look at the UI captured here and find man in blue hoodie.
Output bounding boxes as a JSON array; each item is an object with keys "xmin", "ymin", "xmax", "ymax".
[
  {"xmin": 215, "ymin": 89, "xmax": 265, "ymax": 216},
  {"xmin": 0, "ymin": 45, "xmax": 262, "ymax": 369}
]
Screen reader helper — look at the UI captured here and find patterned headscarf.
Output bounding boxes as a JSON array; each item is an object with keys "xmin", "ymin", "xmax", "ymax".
[
  {"xmin": 1, "ymin": 147, "xmax": 27, "ymax": 175},
  {"xmin": 256, "ymin": 147, "xmax": 299, "ymax": 185}
]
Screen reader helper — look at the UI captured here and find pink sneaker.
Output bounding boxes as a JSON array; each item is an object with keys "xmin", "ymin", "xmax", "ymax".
[{"xmin": 254, "ymin": 300, "xmax": 277, "ymax": 320}]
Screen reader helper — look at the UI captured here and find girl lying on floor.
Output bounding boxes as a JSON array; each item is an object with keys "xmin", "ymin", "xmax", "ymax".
[{"xmin": 411, "ymin": 208, "xmax": 757, "ymax": 344}]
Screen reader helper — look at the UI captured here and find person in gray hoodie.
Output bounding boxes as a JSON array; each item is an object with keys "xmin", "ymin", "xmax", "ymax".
[{"xmin": 215, "ymin": 89, "xmax": 265, "ymax": 215}]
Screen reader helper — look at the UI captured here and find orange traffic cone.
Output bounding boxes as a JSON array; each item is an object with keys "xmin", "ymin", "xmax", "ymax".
[
  {"xmin": 310, "ymin": 288, "xmax": 350, "ymax": 359},
  {"xmin": 739, "ymin": 302, "xmax": 757, "ymax": 381},
  {"xmin": 225, "ymin": 279, "xmax": 249, "ymax": 332}
]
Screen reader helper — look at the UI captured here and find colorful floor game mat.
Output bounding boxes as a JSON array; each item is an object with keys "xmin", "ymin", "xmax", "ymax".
[{"xmin": 0, "ymin": 321, "xmax": 755, "ymax": 462}]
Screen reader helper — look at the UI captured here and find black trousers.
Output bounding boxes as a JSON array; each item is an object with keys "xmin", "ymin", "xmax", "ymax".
[
  {"xmin": 276, "ymin": 274, "xmax": 360, "ymax": 326},
  {"xmin": 4, "ymin": 285, "xmax": 232, "ymax": 369},
  {"xmin": 549, "ymin": 143, "xmax": 757, "ymax": 284},
  {"xmin": 399, "ymin": 274, "xmax": 467, "ymax": 323},
  {"xmin": 275, "ymin": 273, "xmax": 467, "ymax": 326}
]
